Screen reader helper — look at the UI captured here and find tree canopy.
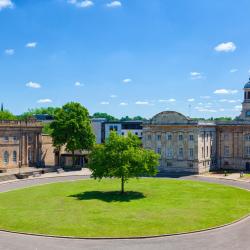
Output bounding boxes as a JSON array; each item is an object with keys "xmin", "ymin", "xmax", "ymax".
[
  {"xmin": 0, "ymin": 110, "xmax": 17, "ymax": 120},
  {"xmin": 88, "ymin": 131, "xmax": 159, "ymax": 193},
  {"xmin": 92, "ymin": 112, "xmax": 118, "ymax": 121},
  {"xmin": 20, "ymin": 107, "xmax": 60, "ymax": 120},
  {"xmin": 50, "ymin": 102, "xmax": 95, "ymax": 166}
]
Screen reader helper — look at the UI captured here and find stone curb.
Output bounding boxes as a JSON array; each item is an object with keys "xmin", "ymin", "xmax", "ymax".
[
  {"xmin": 0, "ymin": 176, "xmax": 250, "ymax": 240},
  {"xmin": 0, "ymin": 214, "xmax": 249, "ymax": 240},
  {"xmin": 194, "ymin": 175, "xmax": 250, "ymax": 183}
]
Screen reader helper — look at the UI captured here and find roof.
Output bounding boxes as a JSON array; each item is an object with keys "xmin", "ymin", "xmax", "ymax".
[{"xmin": 244, "ymin": 78, "xmax": 250, "ymax": 89}]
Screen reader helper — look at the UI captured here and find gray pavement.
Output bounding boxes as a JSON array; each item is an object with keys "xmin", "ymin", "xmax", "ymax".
[{"xmin": 0, "ymin": 175, "xmax": 250, "ymax": 250}]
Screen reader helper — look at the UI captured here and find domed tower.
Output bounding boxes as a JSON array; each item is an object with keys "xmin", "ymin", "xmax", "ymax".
[{"xmin": 240, "ymin": 78, "xmax": 250, "ymax": 120}]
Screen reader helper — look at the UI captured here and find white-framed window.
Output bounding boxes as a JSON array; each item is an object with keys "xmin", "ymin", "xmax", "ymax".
[
  {"xmin": 3, "ymin": 136, "xmax": 8, "ymax": 142},
  {"xmin": 179, "ymin": 147, "xmax": 183, "ymax": 157},
  {"xmin": 166, "ymin": 148, "xmax": 173, "ymax": 158},
  {"xmin": 3, "ymin": 151, "xmax": 9, "ymax": 164},
  {"xmin": 224, "ymin": 146, "xmax": 230, "ymax": 157},
  {"xmin": 13, "ymin": 151, "xmax": 17, "ymax": 163},
  {"xmin": 189, "ymin": 148, "xmax": 194, "ymax": 159},
  {"xmin": 189, "ymin": 134, "xmax": 194, "ymax": 141},
  {"xmin": 167, "ymin": 133, "xmax": 172, "ymax": 141},
  {"xmin": 246, "ymin": 146, "xmax": 250, "ymax": 156},
  {"xmin": 179, "ymin": 134, "xmax": 183, "ymax": 141}
]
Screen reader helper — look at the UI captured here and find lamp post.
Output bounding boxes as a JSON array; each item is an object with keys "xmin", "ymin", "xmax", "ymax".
[{"xmin": 18, "ymin": 160, "xmax": 21, "ymax": 175}]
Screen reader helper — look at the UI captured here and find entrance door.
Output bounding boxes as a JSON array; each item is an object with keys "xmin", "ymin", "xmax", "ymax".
[{"xmin": 246, "ymin": 162, "xmax": 250, "ymax": 171}]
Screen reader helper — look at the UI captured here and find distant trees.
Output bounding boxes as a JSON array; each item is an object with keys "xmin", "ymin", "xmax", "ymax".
[
  {"xmin": 20, "ymin": 107, "xmax": 60, "ymax": 120},
  {"xmin": 0, "ymin": 110, "xmax": 17, "ymax": 120},
  {"xmin": 88, "ymin": 131, "xmax": 159, "ymax": 194},
  {"xmin": 92, "ymin": 112, "xmax": 118, "ymax": 122},
  {"xmin": 50, "ymin": 102, "xmax": 95, "ymax": 166},
  {"xmin": 120, "ymin": 116, "xmax": 147, "ymax": 121}
]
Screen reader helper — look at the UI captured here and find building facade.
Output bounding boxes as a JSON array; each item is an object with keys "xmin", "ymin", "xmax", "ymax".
[
  {"xmin": 0, "ymin": 120, "xmax": 43, "ymax": 170},
  {"xmin": 143, "ymin": 78, "xmax": 250, "ymax": 174}
]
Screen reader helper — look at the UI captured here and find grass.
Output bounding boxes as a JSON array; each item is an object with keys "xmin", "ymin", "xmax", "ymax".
[{"xmin": 0, "ymin": 178, "xmax": 250, "ymax": 237}]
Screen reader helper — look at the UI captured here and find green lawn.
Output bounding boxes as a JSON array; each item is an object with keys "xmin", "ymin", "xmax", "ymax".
[{"xmin": 0, "ymin": 178, "xmax": 250, "ymax": 237}]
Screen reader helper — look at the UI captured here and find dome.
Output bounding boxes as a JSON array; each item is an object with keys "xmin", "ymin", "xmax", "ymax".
[{"xmin": 244, "ymin": 78, "xmax": 250, "ymax": 89}]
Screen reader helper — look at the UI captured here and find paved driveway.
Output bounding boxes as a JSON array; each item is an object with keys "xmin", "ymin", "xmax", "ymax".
[{"xmin": 0, "ymin": 175, "xmax": 249, "ymax": 250}]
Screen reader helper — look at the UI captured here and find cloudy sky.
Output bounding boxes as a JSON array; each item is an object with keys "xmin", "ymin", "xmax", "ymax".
[{"xmin": 1, "ymin": 0, "xmax": 250, "ymax": 118}]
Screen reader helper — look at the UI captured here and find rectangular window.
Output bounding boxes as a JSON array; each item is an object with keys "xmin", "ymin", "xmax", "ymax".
[
  {"xmin": 206, "ymin": 146, "xmax": 209, "ymax": 157},
  {"xmin": 206, "ymin": 133, "xmax": 209, "ymax": 141},
  {"xmin": 135, "ymin": 132, "xmax": 138, "ymax": 136},
  {"xmin": 202, "ymin": 147, "xmax": 204, "ymax": 158},
  {"xmin": 13, "ymin": 136, "xmax": 18, "ymax": 141},
  {"xmin": 245, "ymin": 135, "xmax": 250, "ymax": 141},
  {"xmin": 166, "ymin": 148, "xmax": 173, "ymax": 158},
  {"xmin": 167, "ymin": 162, "xmax": 172, "ymax": 167},
  {"xmin": 210, "ymin": 146, "xmax": 213, "ymax": 157},
  {"xmin": 157, "ymin": 147, "xmax": 161, "ymax": 154},
  {"xmin": 224, "ymin": 146, "xmax": 230, "ymax": 157},
  {"xmin": 167, "ymin": 134, "xmax": 172, "ymax": 141},
  {"xmin": 179, "ymin": 134, "xmax": 183, "ymax": 141},
  {"xmin": 246, "ymin": 146, "xmax": 250, "ymax": 156},
  {"xmin": 157, "ymin": 135, "xmax": 161, "ymax": 141},
  {"xmin": 189, "ymin": 148, "xmax": 194, "ymax": 158},
  {"xmin": 147, "ymin": 135, "xmax": 151, "ymax": 140},
  {"xmin": 189, "ymin": 134, "xmax": 194, "ymax": 141},
  {"xmin": 179, "ymin": 148, "xmax": 183, "ymax": 157},
  {"xmin": 224, "ymin": 133, "xmax": 229, "ymax": 140},
  {"xmin": 3, "ymin": 136, "xmax": 8, "ymax": 142}
]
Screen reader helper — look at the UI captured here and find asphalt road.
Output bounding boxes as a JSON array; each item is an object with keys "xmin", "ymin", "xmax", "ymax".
[{"xmin": 0, "ymin": 175, "xmax": 250, "ymax": 250}]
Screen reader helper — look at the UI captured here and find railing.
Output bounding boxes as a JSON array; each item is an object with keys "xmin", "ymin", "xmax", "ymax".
[{"xmin": 0, "ymin": 120, "xmax": 42, "ymax": 127}]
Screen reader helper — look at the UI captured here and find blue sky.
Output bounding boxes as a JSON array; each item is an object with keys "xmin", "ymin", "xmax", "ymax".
[{"xmin": 1, "ymin": 0, "xmax": 250, "ymax": 118}]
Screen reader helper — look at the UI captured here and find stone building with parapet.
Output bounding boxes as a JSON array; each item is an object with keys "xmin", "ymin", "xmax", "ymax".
[{"xmin": 143, "ymin": 78, "xmax": 250, "ymax": 174}]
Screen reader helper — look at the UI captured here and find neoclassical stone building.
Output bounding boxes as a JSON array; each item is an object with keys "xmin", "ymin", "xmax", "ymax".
[
  {"xmin": 143, "ymin": 78, "xmax": 250, "ymax": 174},
  {"xmin": 0, "ymin": 120, "xmax": 43, "ymax": 170}
]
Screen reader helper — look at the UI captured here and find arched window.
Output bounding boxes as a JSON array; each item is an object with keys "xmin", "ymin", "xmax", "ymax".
[
  {"xmin": 13, "ymin": 151, "xmax": 17, "ymax": 163},
  {"xmin": 3, "ymin": 151, "xmax": 9, "ymax": 165}
]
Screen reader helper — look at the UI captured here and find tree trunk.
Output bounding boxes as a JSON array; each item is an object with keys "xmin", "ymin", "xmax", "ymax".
[
  {"xmin": 121, "ymin": 176, "xmax": 125, "ymax": 194},
  {"xmin": 72, "ymin": 151, "xmax": 75, "ymax": 167}
]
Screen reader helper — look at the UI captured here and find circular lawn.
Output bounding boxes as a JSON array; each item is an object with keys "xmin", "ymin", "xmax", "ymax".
[{"xmin": 0, "ymin": 178, "xmax": 250, "ymax": 238}]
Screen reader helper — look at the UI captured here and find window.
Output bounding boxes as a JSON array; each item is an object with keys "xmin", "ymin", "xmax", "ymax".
[
  {"xmin": 189, "ymin": 148, "xmax": 194, "ymax": 158},
  {"xmin": 121, "ymin": 132, "xmax": 124, "ymax": 136},
  {"xmin": 245, "ymin": 134, "xmax": 250, "ymax": 141},
  {"xmin": 167, "ymin": 134, "xmax": 172, "ymax": 141},
  {"xmin": 224, "ymin": 146, "xmax": 230, "ymax": 157},
  {"xmin": 179, "ymin": 148, "xmax": 183, "ymax": 157},
  {"xmin": 13, "ymin": 136, "xmax": 18, "ymax": 141},
  {"xmin": 202, "ymin": 147, "xmax": 204, "ymax": 158},
  {"xmin": 246, "ymin": 146, "xmax": 250, "ymax": 156},
  {"xmin": 224, "ymin": 133, "xmax": 229, "ymax": 140},
  {"xmin": 189, "ymin": 134, "xmax": 194, "ymax": 141},
  {"xmin": 179, "ymin": 134, "xmax": 183, "ymax": 141},
  {"xmin": 28, "ymin": 148, "xmax": 32, "ymax": 162},
  {"xmin": 109, "ymin": 125, "xmax": 118, "ymax": 131},
  {"xmin": 147, "ymin": 135, "xmax": 151, "ymax": 140},
  {"xmin": 206, "ymin": 146, "xmax": 209, "ymax": 157},
  {"xmin": 206, "ymin": 133, "xmax": 209, "ymax": 141},
  {"xmin": 246, "ymin": 111, "xmax": 250, "ymax": 117},
  {"xmin": 3, "ymin": 151, "xmax": 9, "ymax": 164},
  {"xmin": 189, "ymin": 163, "xmax": 194, "ymax": 168},
  {"xmin": 135, "ymin": 132, "xmax": 138, "ymax": 136},
  {"xmin": 166, "ymin": 148, "xmax": 173, "ymax": 158},
  {"xmin": 167, "ymin": 162, "xmax": 172, "ymax": 167},
  {"xmin": 157, "ymin": 135, "xmax": 161, "ymax": 141},
  {"xmin": 113, "ymin": 125, "xmax": 118, "ymax": 131},
  {"xmin": 28, "ymin": 136, "xmax": 32, "ymax": 143},
  {"xmin": 13, "ymin": 151, "xmax": 17, "ymax": 163},
  {"xmin": 3, "ymin": 136, "xmax": 8, "ymax": 142},
  {"xmin": 210, "ymin": 146, "xmax": 213, "ymax": 156},
  {"xmin": 157, "ymin": 147, "xmax": 161, "ymax": 154}
]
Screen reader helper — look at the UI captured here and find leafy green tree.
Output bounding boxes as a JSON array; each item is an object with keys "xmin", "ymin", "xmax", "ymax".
[
  {"xmin": 92, "ymin": 112, "xmax": 118, "ymax": 121},
  {"xmin": 0, "ymin": 110, "xmax": 17, "ymax": 120},
  {"xmin": 88, "ymin": 131, "xmax": 159, "ymax": 194},
  {"xmin": 20, "ymin": 107, "xmax": 60, "ymax": 120},
  {"xmin": 50, "ymin": 102, "xmax": 95, "ymax": 166}
]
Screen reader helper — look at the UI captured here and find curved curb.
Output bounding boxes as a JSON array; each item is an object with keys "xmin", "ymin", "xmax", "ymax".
[{"xmin": 0, "ymin": 214, "xmax": 249, "ymax": 240}]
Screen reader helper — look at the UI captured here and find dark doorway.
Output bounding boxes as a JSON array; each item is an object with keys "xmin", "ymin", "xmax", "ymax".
[{"xmin": 246, "ymin": 162, "xmax": 250, "ymax": 171}]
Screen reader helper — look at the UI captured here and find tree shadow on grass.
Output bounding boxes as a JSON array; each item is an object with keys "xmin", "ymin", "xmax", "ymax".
[{"xmin": 69, "ymin": 191, "xmax": 146, "ymax": 202}]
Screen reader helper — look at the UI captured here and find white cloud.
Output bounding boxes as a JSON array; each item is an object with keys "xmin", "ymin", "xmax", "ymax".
[
  {"xmin": 230, "ymin": 69, "xmax": 238, "ymax": 73},
  {"xmin": 106, "ymin": 1, "xmax": 122, "ymax": 8},
  {"xmin": 4, "ymin": 49, "xmax": 14, "ymax": 55},
  {"xmin": 234, "ymin": 105, "xmax": 242, "ymax": 111},
  {"xmin": 190, "ymin": 72, "xmax": 204, "ymax": 80},
  {"xmin": 100, "ymin": 101, "xmax": 109, "ymax": 105},
  {"xmin": 135, "ymin": 101, "xmax": 149, "ymax": 105},
  {"xmin": 123, "ymin": 78, "xmax": 132, "ymax": 83},
  {"xmin": 214, "ymin": 89, "xmax": 238, "ymax": 94},
  {"xmin": 75, "ymin": 81, "xmax": 84, "ymax": 87},
  {"xmin": 195, "ymin": 107, "xmax": 217, "ymax": 113},
  {"xmin": 214, "ymin": 42, "xmax": 236, "ymax": 52},
  {"xmin": 37, "ymin": 99, "xmax": 52, "ymax": 103},
  {"xmin": 120, "ymin": 102, "xmax": 128, "ymax": 106},
  {"xmin": 110, "ymin": 94, "xmax": 117, "ymax": 98},
  {"xmin": 187, "ymin": 98, "xmax": 195, "ymax": 102},
  {"xmin": 0, "ymin": 0, "xmax": 14, "ymax": 10},
  {"xmin": 200, "ymin": 96, "xmax": 211, "ymax": 99},
  {"xmin": 26, "ymin": 81, "xmax": 41, "ymax": 89},
  {"xmin": 158, "ymin": 98, "xmax": 176, "ymax": 103},
  {"xmin": 219, "ymin": 108, "xmax": 225, "ymax": 112},
  {"xmin": 68, "ymin": 0, "xmax": 94, "ymax": 8},
  {"xmin": 26, "ymin": 42, "xmax": 37, "ymax": 48}
]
